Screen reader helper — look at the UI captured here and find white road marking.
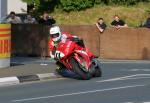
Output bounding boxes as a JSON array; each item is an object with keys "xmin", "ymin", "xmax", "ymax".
[
  {"xmin": 96, "ymin": 74, "xmax": 150, "ymax": 83},
  {"xmin": 124, "ymin": 102, "xmax": 150, "ymax": 103},
  {"xmin": 101, "ymin": 61, "xmax": 150, "ymax": 64},
  {"xmin": 124, "ymin": 102, "xmax": 134, "ymax": 103},
  {"xmin": 122, "ymin": 69, "xmax": 150, "ymax": 72},
  {"xmin": 12, "ymin": 84, "xmax": 145, "ymax": 102}
]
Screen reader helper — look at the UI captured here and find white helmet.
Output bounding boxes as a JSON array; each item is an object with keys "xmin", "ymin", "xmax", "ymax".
[{"xmin": 49, "ymin": 26, "xmax": 61, "ymax": 42}]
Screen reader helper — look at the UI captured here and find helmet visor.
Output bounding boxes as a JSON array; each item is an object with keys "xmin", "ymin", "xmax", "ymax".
[{"xmin": 51, "ymin": 33, "xmax": 59, "ymax": 38}]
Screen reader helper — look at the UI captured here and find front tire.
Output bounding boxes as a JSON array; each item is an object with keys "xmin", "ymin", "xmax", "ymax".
[{"xmin": 69, "ymin": 58, "xmax": 91, "ymax": 80}]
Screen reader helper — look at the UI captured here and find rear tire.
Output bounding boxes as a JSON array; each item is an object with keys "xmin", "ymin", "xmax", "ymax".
[{"xmin": 69, "ymin": 58, "xmax": 91, "ymax": 80}]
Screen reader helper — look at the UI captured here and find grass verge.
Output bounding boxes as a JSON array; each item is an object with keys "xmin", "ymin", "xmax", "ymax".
[{"xmin": 50, "ymin": 2, "xmax": 150, "ymax": 27}]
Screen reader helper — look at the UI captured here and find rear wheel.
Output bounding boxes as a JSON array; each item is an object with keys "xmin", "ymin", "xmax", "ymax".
[{"xmin": 69, "ymin": 58, "xmax": 91, "ymax": 80}]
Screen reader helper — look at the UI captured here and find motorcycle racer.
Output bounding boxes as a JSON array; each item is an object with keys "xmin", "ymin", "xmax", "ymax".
[{"xmin": 48, "ymin": 26, "xmax": 101, "ymax": 79}]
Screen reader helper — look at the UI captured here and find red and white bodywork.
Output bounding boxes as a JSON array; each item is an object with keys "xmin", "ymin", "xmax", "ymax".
[{"xmin": 48, "ymin": 33, "xmax": 93, "ymax": 72}]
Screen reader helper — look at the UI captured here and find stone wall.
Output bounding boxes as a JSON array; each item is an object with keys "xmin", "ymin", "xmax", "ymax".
[{"xmin": 11, "ymin": 24, "xmax": 150, "ymax": 60}]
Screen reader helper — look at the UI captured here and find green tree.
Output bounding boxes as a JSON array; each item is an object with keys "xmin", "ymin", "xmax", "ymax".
[
  {"xmin": 22, "ymin": 0, "xmax": 95, "ymax": 12},
  {"xmin": 60, "ymin": 0, "xmax": 95, "ymax": 12},
  {"xmin": 22, "ymin": 0, "xmax": 59, "ymax": 13},
  {"xmin": 98, "ymin": 0, "xmax": 150, "ymax": 5},
  {"xmin": 22, "ymin": 0, "xmax": 150, "ymax": 13},
  {"xmin": 22, "ymin": 0, "xmax": 40, "ymax": 9}
]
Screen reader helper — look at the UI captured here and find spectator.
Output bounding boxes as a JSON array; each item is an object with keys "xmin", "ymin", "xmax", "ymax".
[
  {"xmin": 38, "ymin": 11, "xmax": 56, "ymax": 25},
  {"xmin": 6, "ymin": 11, "xmax": 22, "ymax": 24},
  {"xmin": 142, "ymin": 12, "xmax": 150, "ymax": 28},
  {"xmin": 24, "ymin": 14, "xmax": 37, "ymax": 24},
  {"xmin": 96, "ymin": 18, "xmax": 107, "ymax": 33},
  {"xmin": 111, "ymin": 15, "xmax": 128, "ymax": 28}
]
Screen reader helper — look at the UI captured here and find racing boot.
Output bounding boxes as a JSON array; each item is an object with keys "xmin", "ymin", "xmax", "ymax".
[
  {"xmin": 89, "ymin": 58, "xmax": 102, "ymax": 77},
  {"xmin": 55, "ymin": 61, "xmax": 81, "ymax": 79}
]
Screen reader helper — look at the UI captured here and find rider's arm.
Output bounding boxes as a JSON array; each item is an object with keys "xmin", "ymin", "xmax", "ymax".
[
  {"xmin": 69, "ymin": 36, "xmax": 85, "ymax": 48},
  {"xmin": 48, "ymin": 39, "xmax": 55, "ymax": 58}
]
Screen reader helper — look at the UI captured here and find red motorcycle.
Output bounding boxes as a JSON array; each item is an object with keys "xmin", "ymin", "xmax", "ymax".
[{"xmin": 54, "ymin": 38, "xmax": 102, "ymax": 80}]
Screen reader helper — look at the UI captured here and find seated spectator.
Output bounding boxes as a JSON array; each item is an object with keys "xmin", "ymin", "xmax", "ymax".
[
  {"xmin": 96, "ymin": 18, "xmax": 107, "ymax": 33},
  {"xmin": 24, "ymin": 14, "xmax": 37, "ymax": 24},
  {"xmin": 38, "ymin": 11, "xmax": 56, "ymax": 25},
  {"xmin": 142, "ymin": 12, "xmax": 150, "ymax": 28},
  {"xmin": 6, "ymin": 11, "xmax": 22, "ymax": 24},
  {"xmin": 111, "ymin": 15, "xmax": 128, "ymax": 28}
]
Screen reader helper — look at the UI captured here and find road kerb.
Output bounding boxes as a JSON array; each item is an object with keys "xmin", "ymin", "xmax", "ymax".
[{"xmin": 0, "ymin": 73, "xmax": 59, "ymax": 86}]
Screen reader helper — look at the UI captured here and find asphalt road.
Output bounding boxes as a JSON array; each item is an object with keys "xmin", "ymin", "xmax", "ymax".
[{"xmin": 0, "ymin": 61, "xmax": 150, "ymax": 103}]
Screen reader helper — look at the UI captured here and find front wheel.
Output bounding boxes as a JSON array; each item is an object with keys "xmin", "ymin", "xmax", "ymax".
[{"xmin": 69, "ymin": 58, "xmax": 91, "ymax": 80}]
